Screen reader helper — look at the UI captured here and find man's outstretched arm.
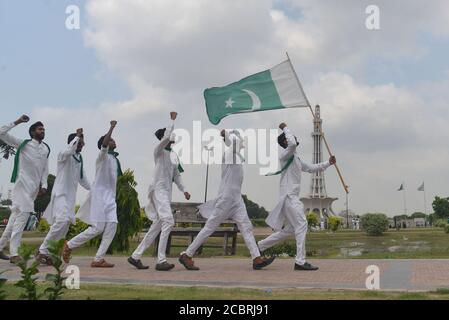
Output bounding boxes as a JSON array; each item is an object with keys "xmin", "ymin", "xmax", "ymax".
[{"xmin": 0, "ymin": 115, "xmax": 29, "ymax": 148}]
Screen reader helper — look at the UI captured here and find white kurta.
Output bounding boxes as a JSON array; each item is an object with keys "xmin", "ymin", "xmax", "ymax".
[
  {"xmin": 145, "ymin": 121, "xmax": 186, "ymax": 222},
  {"xmin": 198, "ymin": 130, "xmax": 245, "ymax": 219},
  {"xmin": 265, "ymin": 127, "xmax": 331, "ymax": 231},
  {"xmin": 76, "ymin": 147, "xmax": 118, "ymax": 225},
  {"xmin": 186, "ymin": 131, "xmax": 260, "ymax": 259},
  {"xmin": 0, "ymin": 123, "xmax": 49, "ymax": 214},
  {"xmin": 43, "ymin": 137, "xmax": 91, "ymax": 225}
]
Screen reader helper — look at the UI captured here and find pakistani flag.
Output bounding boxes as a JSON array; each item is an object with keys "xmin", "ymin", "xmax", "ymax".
[
  {"xmin": 397, "ymin": 183, "xmax": 404, "ymax": 191},
  {"xmin": 418, "ymin": 182, "xmax": 425, "ymax": 191},
  {"xmin": 204, "ymin": 60, "xmax": 309, "ymax": 125}
]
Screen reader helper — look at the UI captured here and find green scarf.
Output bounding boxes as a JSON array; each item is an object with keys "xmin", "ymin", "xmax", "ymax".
[
  {"xmin": 72, "ymin": 153, "xmax": 84, "ymax": 179},
  {"xmin": 165, "ymin": 147, "xmax": 184, "ymax": 174},
  {"xmin": 108, "ymin": 150, "xmax": 123, "ymax": 177},
  {"xmin": 265, "ymin": 155, "xmax": 295, "ymax": 177},
  {"xmin": 11, "ymin": 139, "xmax": 51, "ymax": 183}
]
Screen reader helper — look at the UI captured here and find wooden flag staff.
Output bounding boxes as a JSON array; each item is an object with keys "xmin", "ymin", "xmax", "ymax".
[{"xmin": 286, "ymin": 52, "xmax": 349, "ymax": 194}]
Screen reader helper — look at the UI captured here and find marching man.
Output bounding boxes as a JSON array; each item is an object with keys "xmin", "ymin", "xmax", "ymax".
[
  {"xmin": 62, "ymin": 121, "xmax": 121, "ymax": 268},
  {"xmin": 128, "ymin": 111, "xmax": 191, "ymax": 271},
  {"xmin": 36, "ymin": 128, "xmax": 91, "ymax": 265},
  {"xmin": 179, "ymin": 129, "xmax": 275, "ymax": 271},
  {"xmin": 258, "ymin": 123, "xmax": 336, "ymax": 271},
  {"xmin": 0, "ymin": 115, "xmax": 50, "ymax": 263}
]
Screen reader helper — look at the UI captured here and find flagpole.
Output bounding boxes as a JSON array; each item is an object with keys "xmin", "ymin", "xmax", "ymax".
[
  {"xmin": 402, "ymin": 183, "xmax": 407, "ymax": 215},
  {"xmin": 423, "ymin": 184, "xmax": 427, "ymax": 215},
  {"xmin": 286, "ymin": 52, "xmax": 349, "ymax": 194}
]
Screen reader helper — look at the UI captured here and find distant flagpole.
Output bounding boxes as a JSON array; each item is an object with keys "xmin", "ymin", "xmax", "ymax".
[
  {"xmin": 286, "ymin": 52, "xmax": 349, "ymax": 194},
  {"xmin": 398, "ymin": 183, "xmax": 407, "ymax": 215},
  {"xmin": 418, "ymin": 182, "xmax": 427, "ymax": 215}
]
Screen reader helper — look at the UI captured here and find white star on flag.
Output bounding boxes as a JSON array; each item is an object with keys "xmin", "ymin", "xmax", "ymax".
[{"xmin": 225, "ymin": 97, "xmax": 235, "ymax": 108}]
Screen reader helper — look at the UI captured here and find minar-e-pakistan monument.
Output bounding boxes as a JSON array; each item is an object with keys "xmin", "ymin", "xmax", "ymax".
[{"xmin": 301, "ymin": 105, "xmax": 338, "ymax": 221}]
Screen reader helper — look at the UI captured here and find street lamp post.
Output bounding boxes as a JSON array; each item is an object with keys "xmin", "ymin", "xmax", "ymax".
[{"xmin": 204, "ymin": 146, "xmax": 214, "ymax": 203}]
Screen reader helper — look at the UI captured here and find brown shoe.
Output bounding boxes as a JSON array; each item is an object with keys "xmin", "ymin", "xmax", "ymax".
[
  {"xmin": 253, "ymin": 256, "xmax": 276, "ymax": 270},
  {"xmin": 156, "ymin": 261, "xmax": 175, "ymax": 272},
  {"xmin": 179, "ymin": 253, "xmax": 200, "ymax": 271},
  {"xmin": 91, "ymin": 259, "xmax": 115, "ymax": 268},
  {"xmin": 62, "ymin": 241, "xmax": 72, "ymax": 264},
  {"xmin": 35, "ymin": 253, "xmax": 53, "ymax": 266},
  {"xmin": 9, "ymin": 256, "xmax": 21, "ymax": 264}
]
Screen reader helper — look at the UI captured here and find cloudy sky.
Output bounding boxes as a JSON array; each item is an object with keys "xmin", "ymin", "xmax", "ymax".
[{"xmin": 0, "ymin": 0, "xmax": 448, "ymax": 217}]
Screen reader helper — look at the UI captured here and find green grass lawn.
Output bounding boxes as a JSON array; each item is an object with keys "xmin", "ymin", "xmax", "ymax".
[
  {"xmin": 3, "ymin": 283, "xmax": 449, "ymax": 300},
  {"xmin": 8, "ymin": 227, "xmax": 449, "ymax": 259}
]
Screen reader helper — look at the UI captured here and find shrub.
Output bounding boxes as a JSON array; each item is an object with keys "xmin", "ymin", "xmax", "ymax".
[
  {"xmin": 445, "ymin": 224, "xmax": 449, "ymax": 234},
  {"xmin": 264, "ymin": 242, "xmax": 296, "ymax": 257},
  {"xmin": 306, "ymin": 213, "xmax": 319, "ymax": 229},
  {"xmin": 0, "ymin": 270, "xmax": 7, "ymax": 300},
  {"xmin": 37, "ymin": 219, "xmax": 50, "ymax": 233},
  {"xmin": 328, "ymin": 216, "xmax": 342, "ymax": 232},
  {"xmin": 15, "ymin": 244, "xmax": 43, "ymax": 300},
  {"xmin": 251, "ymin": 219, "xmax": 268, "ymax": 227},
  {"xmin": 361, "ymin": 213, "xmax": 389, "ymax": 236},
  {"xmin": 434, "ymin": 219, "xmax": 448, "ymax": 228},
  {"xmin": 67, "ymin": 219, "xmax": 89, "ymax": 240},
  {"xmin": 44, "ymin": 239, "xmax": 67, "ymax": 300}
]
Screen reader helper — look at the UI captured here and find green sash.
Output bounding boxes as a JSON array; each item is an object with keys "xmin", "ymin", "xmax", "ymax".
[
  {"xmin": 265, "ymin": 155, "xmax": 295, "ymax": 176},
  {"xmin": 72, "ymin": 154, "xmax": 84, "ymax": 179},
  {"xmin": 165, "ymin": 147, "xmax": 184, "ymax": 174},
  {"xmin": 108, "ymin": 151, "xmax": 123, "ymax": 177},
  {"xmin": 11, "ymin": 139, "xmax": 51, "ymax": 183}
]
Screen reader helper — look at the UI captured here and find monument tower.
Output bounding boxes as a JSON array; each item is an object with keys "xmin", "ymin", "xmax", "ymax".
[{"xmin": 301, "ymin": 105, "xmax": 338, "ymax": 221}]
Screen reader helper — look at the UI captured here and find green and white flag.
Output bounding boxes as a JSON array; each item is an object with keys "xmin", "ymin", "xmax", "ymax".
[
  {"xmin": 204, "ymin": 60, "xmax": 309, "ymax": 125},
  {"xmin": 418, "ymin": 182, "xmax": 425, "ymax": 191}
]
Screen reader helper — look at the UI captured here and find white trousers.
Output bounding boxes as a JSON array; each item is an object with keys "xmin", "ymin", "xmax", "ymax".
[
  {"xmin": 258, "ymin": 196, "xmax": 308, "ymax": 265},
  {"xmin": 132, "ymin": 215, "xmax": 174, "ymax": 263},
  {"xmin": 0, "ymin": 211, "xmax": 30, "ymax": 257},
  {"xmin": 39, "ymin": 217, "xmax": 71, "ymax": 255},
  {"xmin": 68, "ymin": 222, "xmax": 117, "ymax": 262},
  {"xmin": 185, "ymin": 199, "xmax": 260, "ymax": 259}
]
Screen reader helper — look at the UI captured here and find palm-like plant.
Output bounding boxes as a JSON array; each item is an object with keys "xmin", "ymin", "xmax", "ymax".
[{"xmin": 0, "ymin": 139, "xmax": 15, "ymax": 160}]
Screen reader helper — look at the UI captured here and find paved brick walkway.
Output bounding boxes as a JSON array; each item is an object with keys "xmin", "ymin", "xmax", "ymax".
[{"xmin": 2, "ymin": 257, "xmax": 449, "ymax": 291}]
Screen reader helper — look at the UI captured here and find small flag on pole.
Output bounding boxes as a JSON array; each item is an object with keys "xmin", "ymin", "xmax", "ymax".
[
  {"xmin": 418, "ymin": 182, "xmax": 425, "ymax": 192},
  {"xmin": 204, "ymin": 60, "xmax": 309, "ymax": 125},
  {"xmin": 397, "ymin": 183, "xmax": 404, "ymax": 191}
]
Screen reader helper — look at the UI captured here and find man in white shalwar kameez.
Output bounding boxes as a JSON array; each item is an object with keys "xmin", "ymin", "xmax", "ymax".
[
  {"xmin": 128, "ymin": 112, "xmax": 191, "ymax": 272},
  {"xmin": 62, "ymin": 121, "xmax": 121, "ymax": 268},
  {"xmin": 179, "ymin": 130, "xmax": 275, "ymax": 271},
  {"xmin": 36, "ymin": 128, "xmax": 91, "ymax": 265},
  {"xmin": 258, "ymin": 123, "xmax": 336, "ymax": 271},
  {"xmin": 0, "ymin": 115, "xmax": 49, "ymax": 264}
]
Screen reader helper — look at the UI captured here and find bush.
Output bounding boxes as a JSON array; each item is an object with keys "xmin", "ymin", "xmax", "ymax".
[
  {"xmin": 264, "ymin": 241, "xmax": 296, "ymax": 257},
  {"xmin": 361, "ymin": 213, "xmax": 389, "ymax": 236},
  {"xmin": 66, "ymin": 219, "xmax": 89, "ymax": 240},
  {"xmin": 37, "ymin": 219, "xmax": 50, "ymax": 233},
  {"xmin": 328, "ymin": 216, "xmax": 342, "ymax": 232},
  {"xmin": 445, "ymin": 224, "xmax": 449, "ymax": 234},
  {"xmin": 251, "ymin": 219, "xmax": 268, "ymax": 227},
  {"xmin": 434, "ymin": 219, "xmax": 448, "ymax": 228},
  {"xmin": 306, "ymin": 213, "xmax": 319, "ymax": 229}
]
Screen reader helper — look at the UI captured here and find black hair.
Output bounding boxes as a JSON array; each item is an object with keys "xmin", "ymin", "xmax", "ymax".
[
  {"xmin": 98, "ymin": 136, "xmax": 105, "ymax": 150},
  {"xmin": 29, "ymin": 122, "xmax": 44, "ymax": 138},
  {"xmin": 278, "ymin": 133, "xmax": 287, "ymax": 149},
  {"xmin": 68, "ymin": 133, "xmax": 83, "ymax": 144},
  {"xmin": 155, "ymin": 128, "xmax": 166, "ymax": 141}
]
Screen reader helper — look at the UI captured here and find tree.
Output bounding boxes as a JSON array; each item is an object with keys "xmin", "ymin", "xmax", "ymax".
[
  {"xmin": 242, "ymin": 195, "xmax": 268, "ymax": 219},
  {"xmin": 410, "ymin": 212, "xmax": 426, "ymax": 219},
  {"xmin": 306, "ymin": 213, "xmax": 319, "ymax": 229},
  {"xmin": 361, "ymin": 213, "xmax": 389, "ymax": 236},
  {"xmin": 34, "ymin": 174, "xmax": 56, "ymax": 217},
  {"xmin": 103, "ymin": 170, "xmax": 142, "ymax": 253},
  {"xmin": 1, "ymin": 199, "xmax": 12, "ymax": 206},
  {"xmin": 0, "ymin": 139, "xmax": 15, "ymax": 160},
  {"xmin": 432, "ymin": 197, "xmax": 449, "ymax": 219}
]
